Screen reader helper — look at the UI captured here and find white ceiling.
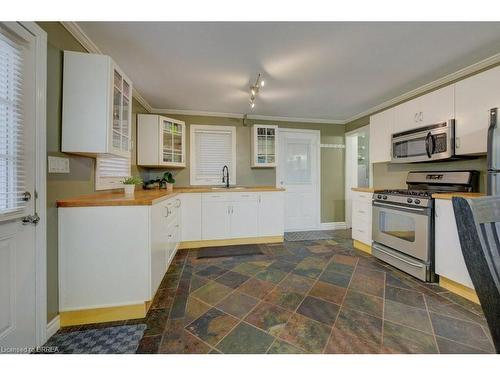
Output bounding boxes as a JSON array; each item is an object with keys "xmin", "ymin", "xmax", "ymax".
[{"xmin": 78, "ymin": 22, "xmax": 500, "ymax": 122}]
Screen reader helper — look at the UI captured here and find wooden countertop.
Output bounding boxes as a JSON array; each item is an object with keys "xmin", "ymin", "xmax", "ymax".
[
  {"xmin": 57, "ymin": 186, "xmax": 285, "ymax": 207},
  {"xmin": 351, "ymin": 187, "xmax": 377, "ymax": 193},
  {"xmin": 432, "ymin": 192, "xmax": 486, "ymax": 200}
]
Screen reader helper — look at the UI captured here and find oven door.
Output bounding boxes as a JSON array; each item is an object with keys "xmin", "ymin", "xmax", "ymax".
[
  {"xmin": 372, "ymin": 201, "xmax": 432, "ymax": 261},
  {"xmin": 391, "ymin": 120, "xmax": 454, "ymax": 163}
]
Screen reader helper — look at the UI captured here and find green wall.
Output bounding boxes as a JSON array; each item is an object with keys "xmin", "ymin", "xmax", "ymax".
[{"xmin": 145, "ymin": 115, "xmax": 346, "ymax": 223}]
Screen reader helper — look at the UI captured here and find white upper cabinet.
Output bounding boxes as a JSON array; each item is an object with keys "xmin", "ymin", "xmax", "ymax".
[
  {"xmin": 137, "ymin": 114, "xmax": 186, "ymax": 167},
  {"xmin": 393, "ymin": 97, "xmax": 421, "ymax": 134},
  {"xmin": 62, "ymin": 51, "xmax": 132, "ymax": 158},
  {"xmin": 455, "ymin": 65, "xmax": 500, "ymax": 155},
  {"xmin": 394, "ymin": 85, "xmax": 454, "ymax": 134},
  {"xmin": 369, "ymin": 108, "xmax": 394, "ymax": 163},
  {"xmin": 251, "ymin": 124, "xmax": 278, "ymax": 167}
]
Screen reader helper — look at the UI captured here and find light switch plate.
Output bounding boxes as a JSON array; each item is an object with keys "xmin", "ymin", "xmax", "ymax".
[{"xmin": 48, "ymin": 156, "xmax": 70, "ymax": 173}]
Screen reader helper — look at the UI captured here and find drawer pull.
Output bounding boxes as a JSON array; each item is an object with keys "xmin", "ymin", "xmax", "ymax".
[{"xmin": 358, "ymin": 210, "xmax": 366, "ymax": 214}]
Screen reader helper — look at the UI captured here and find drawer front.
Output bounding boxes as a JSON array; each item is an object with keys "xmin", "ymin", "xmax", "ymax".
[
  {"xmin": 353, "ymin": 191, "xmax": 373, "ymax": 202},
  {"xmin": 352, "ymin": 200, "xmax": 371, "ymax": 217},
  {"xmin": 231, "ymin": 192, "xmax": 258, "ymax": 202},
  {"xmin": 202, "ymin": 193, "xmax": 231, "ymax": 202}
]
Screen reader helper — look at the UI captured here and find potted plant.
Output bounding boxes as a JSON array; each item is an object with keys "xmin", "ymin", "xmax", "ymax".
[
  {"xmin": 162, "ymin": 172, "xmax": 176, "ymax": 192},
  {"xmin": 122, "ymin": 176, "xmax": 143, "ymax": 197}
]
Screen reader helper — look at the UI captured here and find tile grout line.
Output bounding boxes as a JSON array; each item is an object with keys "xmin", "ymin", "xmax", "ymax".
[
  {"xmin": 323, "ymin": 255, "xmax": 359, "ymax": 354},
  {"xmin": 380, "ymin": 270, "xmax": 386, "ymax": 353}
]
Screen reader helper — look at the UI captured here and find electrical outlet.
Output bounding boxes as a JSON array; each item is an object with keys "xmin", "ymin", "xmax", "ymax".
[{"xmin": 48, "ymin": 156, "xmax": 70, "ymax": 173}]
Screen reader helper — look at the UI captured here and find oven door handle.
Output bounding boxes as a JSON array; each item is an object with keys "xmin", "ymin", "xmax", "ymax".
[
  {"xmin": 373, "ymin": 201, "xmax": 429, "ymax": 214},
  {"xmin": 425, "ymin": 132, "xmax": 433, "ymax": 158},
  {"xmin": 372, "ymin": 245, "xmax": 425, "ymax": 268}
]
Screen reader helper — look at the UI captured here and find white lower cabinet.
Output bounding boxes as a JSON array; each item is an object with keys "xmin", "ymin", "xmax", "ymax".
[
  {"xmin": 58, "ymin": 196, "xmax": 181, "ymax": 313},
  {"xmin": 202, "ymin": 199, "xmax": 232, "ymax": 240},
  {"xmin": 351, "ymin": 191, "xmax": 372, "ymax": 246},
  {"xmin": 434, "ymin": 199, "xmax": 474, "ymax": 289},
  {"xmin": 199, "ymin": 191, "xmax": 284, "ymax": 241},
  {"xmin": 258, "ymin": 192, "xmax": 285, "ymax": 236},
  {"xmin": 180, "ymin": 193, "xmax": 202, "ymax": 241}
]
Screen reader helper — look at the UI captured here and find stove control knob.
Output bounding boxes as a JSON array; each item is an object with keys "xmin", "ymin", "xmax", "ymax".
[
  {"xmin": 383, "ymin": 195, "xmax": 387, "ymax": 200},
  {"xmin": 377, "ymin": 194, "xmax": 382, "ymax": 199},
  {"xmin": 415, "ymin": 199, "xmax": 421, "ymax": 204},
  {"xmin": 407, "ymin": 198, "xmax": 413, "ymax": 203}
]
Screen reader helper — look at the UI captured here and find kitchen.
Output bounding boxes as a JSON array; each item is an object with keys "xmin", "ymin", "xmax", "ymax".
[{"xmin": 1, "ymin": 16, "xmax": 500, "ymax": 362}]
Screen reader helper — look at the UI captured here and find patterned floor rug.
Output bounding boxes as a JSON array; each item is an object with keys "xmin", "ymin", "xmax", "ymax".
[
  {"xmin": 284, "ymin": 230, "xmax": 338, "ymax": 242},
  {"xmin": 40, "ymin": 324, "xmax": 146, "ymax": 354}
]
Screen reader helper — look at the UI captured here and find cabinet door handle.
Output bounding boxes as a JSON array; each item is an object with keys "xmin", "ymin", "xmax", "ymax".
[
  {"xmin": 414, "ymin": 112, "xmax": 419, "ymax": 122},
  {"xmin": 420, "ymin": 111, "xmax": 424, "ymax": 122}
]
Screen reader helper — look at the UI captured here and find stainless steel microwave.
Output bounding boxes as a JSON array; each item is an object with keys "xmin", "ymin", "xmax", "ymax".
[{"xmin": 391, "ymin": 120, "xmax": 455, "ymax": 163}]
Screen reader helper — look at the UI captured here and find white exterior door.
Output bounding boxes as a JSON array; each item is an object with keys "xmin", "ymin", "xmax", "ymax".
[
  {"xmin": 277, "ymin": 129, "xmax": 320, "ymax": 231},
  {"xmin": 0, "ymin": 23, "xmax": 38, "ymax": 349}
]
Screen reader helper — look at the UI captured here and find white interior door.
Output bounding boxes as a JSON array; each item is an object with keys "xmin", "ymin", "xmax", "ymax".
[
  {"xmin": 0, "ymin": 23, "xmax": 38, "ymax": 350},
  {"xmin": 278, "ymin": 129, "xmax": 320, "ymax": 231}
]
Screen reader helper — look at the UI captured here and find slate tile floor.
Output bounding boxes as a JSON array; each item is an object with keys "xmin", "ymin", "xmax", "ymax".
[{"xmin": 60, "ymin": 230, "xmax": 495, "ymax": 354}]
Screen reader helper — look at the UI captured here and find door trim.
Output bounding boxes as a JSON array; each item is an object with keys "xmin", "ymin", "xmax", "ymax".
[
  {"xmin": 276, "ymin": 128, "xmax": 321, "ymax": 231},
  {"xmin": 18, "ymin": 22, "xmax": 48, "ymax": 346}
]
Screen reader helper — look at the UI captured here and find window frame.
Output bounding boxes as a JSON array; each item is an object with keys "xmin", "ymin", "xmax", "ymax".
[
  {"xmin": 189, "ymin": 124, "xmax": 236, "ymax": 186},
  {"xmin": 95, "ymin": 156, "xmax": 131, "ymax": 191}
]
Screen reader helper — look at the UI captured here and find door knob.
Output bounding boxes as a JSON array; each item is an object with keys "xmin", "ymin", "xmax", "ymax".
[
  {"xmin": 22, "ymin": 213, "xmax": 40, "ymax": 225},
  {"xmin": 22, "ymin": 191, "xmax": 32, "ymax": 201}
]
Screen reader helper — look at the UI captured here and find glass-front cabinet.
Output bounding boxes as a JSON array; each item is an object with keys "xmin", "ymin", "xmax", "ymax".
[
  {"xmin": 61, "ymin": 51, "xmax": 133, "ymax": 158},
  {"xmin": 160, "ymin": 118, "xmax": 185, "ymax": 166},
  {"xmin": 137, "ymin": 114, "xmax": 186, "ymax": 168},
  {"xmin": 112, "ymin": 68, "xmax": 132, "ymax": 157},
  {"xmin": 251, "ymin": 124, "xmax": 278, "ymax": 167}
]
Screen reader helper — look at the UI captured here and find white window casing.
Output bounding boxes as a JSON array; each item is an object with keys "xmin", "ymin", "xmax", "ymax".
[
  {"xmin": 0, "ymin": 26, "xmax": 26, "ymax": 218},
  {"xmin": 95, "ymin": 156, "xmax": 131, "ymax": 190},
  {"xmin": 190, "ymin": 125, "xmax": 236, "ymax": 186}
]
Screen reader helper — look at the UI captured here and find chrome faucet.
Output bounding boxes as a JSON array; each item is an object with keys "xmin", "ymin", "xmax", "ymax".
[{"xmin": 222, "ymin": 165, "xmax": 230, "ymax": 188}]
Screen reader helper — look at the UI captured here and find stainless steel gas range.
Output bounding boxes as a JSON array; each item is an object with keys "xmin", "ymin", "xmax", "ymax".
[{"xmin": 371, "ymin": 170, "xmax": 478, "ymax": 282}]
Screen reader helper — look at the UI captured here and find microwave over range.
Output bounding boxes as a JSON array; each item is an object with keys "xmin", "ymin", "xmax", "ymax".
[{"xmin": 391, "ymin": 120, "xmax": 456, "ymax": 163}]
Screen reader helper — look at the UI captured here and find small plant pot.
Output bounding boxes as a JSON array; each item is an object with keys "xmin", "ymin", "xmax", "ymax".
[
  {"xmin": 124, "ymin": 184, "xmax": 135, "ymax": 197},
  {"xmin": 166, "ymin": 183, "xmax": 174, "ymax": 192}
]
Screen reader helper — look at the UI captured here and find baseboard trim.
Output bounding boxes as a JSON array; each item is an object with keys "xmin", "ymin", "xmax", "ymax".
[
  {"xmin": 353, "ymin": 240, "xmax": 372, "ymax": 254},
  {"xmin": 46, "ymin": 315, "xmax": 60, "ymax": 340},
  {"xmin": 59, "ymin": 302, "xmax": 150, "ymax": 327},
  {"xmin": 320, "ymin": 222, "xmax": 347, "ymax": 230},
  {"xmin": 179, "ymin": 235, "xmax": 284, "ymax": 249},
  {"xmin": 439, "ymin": 276, "xmax": 480, "ymax": 305}
]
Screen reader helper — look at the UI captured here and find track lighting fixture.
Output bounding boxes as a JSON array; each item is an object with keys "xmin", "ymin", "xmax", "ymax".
[{"xmin": 249, "ymin": 73, "xmax": 264, "ymax": 109}]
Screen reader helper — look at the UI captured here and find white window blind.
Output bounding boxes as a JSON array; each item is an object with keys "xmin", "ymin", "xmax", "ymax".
[
  {"xmin": 0, "ymin": 28, "xmax": 25, "ymax": 215},
  {"xmin": 190, "ymin": 125, "xmax": 236, "ymax": 185},
  {"xmin": 95, "ymin": 156, "xmax": 131, "ymax": 190}
]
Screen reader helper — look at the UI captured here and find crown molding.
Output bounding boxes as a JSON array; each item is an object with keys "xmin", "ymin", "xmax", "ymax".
[
  {"xmin": 246, "ymin": 114, "xmax": 344, "ymax": 125},
  {"xmin": 152, "ymin": 108, "xmax": 345, "ymax": 125},
  {"xmin": 60, "ymin": 21, "xmax": 153, "ymax": 113},
  {"xmin": 61, "ymin": 21, "xmax": 102, "ymax": 54},
  {"xmin": 152, "ymin": 108, "xmax": 244, "ymax": 119},
  {"xmin": 345, "ymin": 51, "xmax": 500, "ymax": 123}
]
